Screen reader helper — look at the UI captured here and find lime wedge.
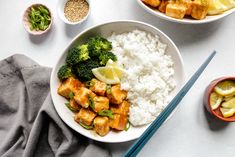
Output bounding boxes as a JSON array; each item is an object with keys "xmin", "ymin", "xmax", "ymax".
[
  {"xmin": 210, "ymin": 92, "xmax": 223, "ymax": 110},
  {"xmin": 214, "ymin": 80, "xmax": 235, "ymax": 96},
  {"xmin": 222, "ymin": 97, "xmax": 235, "ymax": 109},
  {"xmin": 220, "ymin": 107, "xmax": 235, "ymax": 118}
]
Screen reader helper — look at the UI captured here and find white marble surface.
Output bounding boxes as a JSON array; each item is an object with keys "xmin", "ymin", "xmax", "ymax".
[{"xmin": 1, "ymin": 0, "xmax": 235, "ymax": 156}]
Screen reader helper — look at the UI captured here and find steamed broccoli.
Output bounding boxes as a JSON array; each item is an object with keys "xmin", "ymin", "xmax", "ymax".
[
  {"xmin": 87, "ymin": 36, "xmax": 112, "ymax": 57},
  {"xmin": 66, "ymin": 44, "xmax": 90, "ymax": 66},
  {"xmin": 99, "ymin": 52, "xmax": 117, "ymax": 65},
  {"xmin": 57, "ymin": 65, "xmax": 73, "ymax": 81},
  {"xmin": 75, "ymin": 60, "xmax": 100, "ymax": 81}
]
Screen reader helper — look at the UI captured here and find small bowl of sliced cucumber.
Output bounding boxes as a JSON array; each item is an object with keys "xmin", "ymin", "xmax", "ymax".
[{"xmin": 204, "ymin": 76, "xmax": 235, "ymax": 122}]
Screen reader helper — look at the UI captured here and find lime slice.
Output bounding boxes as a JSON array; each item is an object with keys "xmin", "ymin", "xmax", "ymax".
[
  {"xmin": 92, "ymin": 67, "xmax": 120, "ymax": 84},
  {"xmin": 222, "ymin": 97, "xmax": 235, "ymax": 109},
  {"xmin": 214, "ymin": 80, "xmax": 235, "ymax": 96},
  {"xmin": 210, "ymin": 92, "xmax": 223, "ymax": 110},
  {"xmin": 219, "ymin": 0, "xmax": 235, "ymax": 9},
  {"xmin": 220, "ymin": 107, "xmax": 235, "ymax": 118}
]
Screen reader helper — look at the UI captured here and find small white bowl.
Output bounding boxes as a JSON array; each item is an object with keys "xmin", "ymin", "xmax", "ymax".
[
  {"xmin": 23, "ymin": 3, "xmax": 53, "ymax": 35},
  {"xmin": 137, "ymin": 0, "xmax": 235, "ymax": 24},
  {"xmin": 57, "ymin": 0, "xmax": 90, "ymax": 25}
]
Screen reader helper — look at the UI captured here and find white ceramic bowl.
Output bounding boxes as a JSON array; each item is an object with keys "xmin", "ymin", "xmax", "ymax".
[
  {"xmin": 57, "ymin": 0, "xmax": 90, "ymax": 25},
  {"xmin": 50, "ymin": 20, "xmax": 185, "ymax": 143},
  {"xmin": 23, "ymin": 4, "xmax": 53, "ymax": 35},
  {"xmin": 137, "ymin": 0, "xmax": 235, "ymax": 24}
]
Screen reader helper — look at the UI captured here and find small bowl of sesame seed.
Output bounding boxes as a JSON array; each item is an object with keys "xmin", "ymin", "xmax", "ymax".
[{"xmin": 57, "ymin": 0, "xmax": 90, "ymax": 25}]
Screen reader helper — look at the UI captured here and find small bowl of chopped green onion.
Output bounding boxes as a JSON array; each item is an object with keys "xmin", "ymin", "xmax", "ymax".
[{"xmin": 23, "ymin": 4, "xmax": 53, "ymax": 35}]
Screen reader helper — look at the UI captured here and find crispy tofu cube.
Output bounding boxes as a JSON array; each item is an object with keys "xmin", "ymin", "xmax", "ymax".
[
  {"xmin": 110, "ymin": 101, "xmax": 130, "ymax": 116},
  {"xmin": 58, "ymin": 77, "xmax": 84, "ymax": 99},
  {"xmin": 93, "ymin": 96, "xmax": 109, "ymax": 112},
  {"xmin": 107, "ymin": 84, "xmax": 127, "ymax": 105},
  {"xmin": 74, "ymin": 87, "xmax": 96, "ymax": 108},
  {"xmin": 159, "ymin": 0, "xmax": 173, "ymax": 13},
  {"xmin": 74, "ymin": 108, "xmax": 96, "ymax": 126},
  {"xmin": 94, "ymin": 117, "xmax": 110, "ymax": 136},
  {"xmin": 166, "ymin": 3, "xmax": 187, "ymax": 19},
  {"xmin": 69, "ymin": 99, "xmax": 81, "ymax": 111},
  {"xmin": 182, "ymin": 0, "xmax": 193, "ymax": 15},
  {"xmin": 89, "ymin": 79, "xmax": 107, "ymax": 96},
  {"xmin": 142, "ymin": 0, "xmax": 161, "ymax": 7},
  {"xmin": 191, "ymin": 0, "xmax": 208, "ymax": 20},
  {"xmin": 109, "ymin": 114, "xmax": 128, "ymax": 131}
]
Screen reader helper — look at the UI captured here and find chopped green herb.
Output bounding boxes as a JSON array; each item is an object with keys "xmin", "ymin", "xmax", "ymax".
[
  {"xmin": 69, "ymin": 92, "xmax": 74, "ymax": 99},
  {"xmin": 88, "ymin": 96, "xmax": 95, "ymax": 110},
  {"xmin": 98, "ymin": 110, "xmax": 114, "ymax": 119},
  {"xmin": 106, "ymin": 85, "xmax": 112, "ymax": 94},
  {"xmin": 124, "ymin": 121, "xmax": 131, "ymax": 131},
  {"xmin": 65, "ymin": 102, "xmax": 78, "ymax": 112},
  {"xmin": 85, "ymin": 81, "xmax": 95, "ymax": 87},
  {"xmin": 79, "ymin": 122, "xmax": 94, "ymax": 130},
  {"xmin": 28, "ymin": 5, "xmax": 51, "ymax": 31}
]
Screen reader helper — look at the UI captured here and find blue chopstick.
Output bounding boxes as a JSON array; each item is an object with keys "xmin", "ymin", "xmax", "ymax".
[{"xmin": 124, "ymin": 51, "xmax": 217, "ymax": 157}]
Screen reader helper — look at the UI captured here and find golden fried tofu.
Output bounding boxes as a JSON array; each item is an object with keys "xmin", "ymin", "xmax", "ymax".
[
  {"xmin": 191, "ymin": 0, "xmax": 208, "ymax": 20},
  {"xmin": 74, "ymin": 108, "xmax": 96, "ymax": 126},
  {"xmin": 109, "ymin": 114, "xmax": 128, "ymax": 131},
  {"xmin": 58, "ymin": 77, "xmax": 84, "ymax": 99},
  {"xmin": 74, "ymin": 87, "xmax": 96, "ymax": 108},
  {"xmin": 94, "ymin": 117, "xmax": 110, "ymax": 136},
  {"xmin": 159, "ymin": 0, "xmax": 173, "ymax": 13},
  {"xmin": 69, "ymin": 99, "xmax": 81, "ymax": 111},
  {"xmin": 166, "ymin": 3, "xmax": 187, "ymax": 19},
  {"xmin": 110, "ymin": 101, "xmax": 130, "ymax": 116},
  {"xmin": 89, "ymin": 78, "xmax": 107, "ymax": 96},
  {"xmin": 142, "ymin": 0, "xmax": 161, "ymax": 7},
  {"xmin": 92, "ymin": 96, "xmax": 109, "ymax": 112},
  {"xmin": 182, "ymin": 0, "xmax": 193, "ymax": 15},
  {"xmin": 107, "ymin": 84, "xmax": 127, "ymax": 105}
]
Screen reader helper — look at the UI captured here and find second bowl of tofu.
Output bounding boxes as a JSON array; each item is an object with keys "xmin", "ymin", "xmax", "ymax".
[{"xmin": 137, "ymin": 0, "xmax": 235, "ymax": 24}]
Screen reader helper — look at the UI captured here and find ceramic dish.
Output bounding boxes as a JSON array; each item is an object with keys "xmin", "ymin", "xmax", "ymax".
[
  {"xmin": 137, "ymin": 0, "xmax": 235, "ymax": 24},
  {"xmin": 50, "ymin": 20, "xmax": 185, "ymax": 143},
  {"xmin": 57, "ymin": 0, "xmax": 90, "ymax": 25},
  {"xmin": 204, "ymin": 76, "xmax": 235, "ymax": 122},
  {"xmin": 23, "ymin": 3, "xmax": 53, "ymax": 35}
]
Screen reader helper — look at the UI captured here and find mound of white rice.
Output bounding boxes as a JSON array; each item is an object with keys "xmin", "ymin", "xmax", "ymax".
[{"xmin": 108, "ymin": 30, "xmax": 176, "ymax": 126}]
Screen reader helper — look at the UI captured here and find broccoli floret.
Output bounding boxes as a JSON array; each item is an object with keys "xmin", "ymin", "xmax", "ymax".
[
  {"xmin": 57, "ymin": 65, "xmax": 73, "ymax": 81},
  {"xmin": 99, "ymin": 52, "xmax": 117, "ymax": 65},
  {"xmin": 75, "ymin": 60, "xmax": 100, "ymax": 81},
  {"xmin": 87, "ymin": 36, "xmax": 112, "ymax": 57},
  {"xmin": 66, "ymin": 44, "xmax": 90, "ymax": 66}
]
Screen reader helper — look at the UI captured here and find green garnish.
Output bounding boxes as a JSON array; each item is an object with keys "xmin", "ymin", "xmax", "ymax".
[
  {"xmin": 88, "ymin": 96, "xmax": 95, "ymax": 110},
  {"xmin": 106, "ymin": 85, "xmax": 112, "ymax": 94},
  {"xmin": 79, "ymin": 122, "xmax": 94, "ymax": 130},
  {"xmin": 65, "ymin": 102, "xmax": 78, "ymax": 112},
  {"xmin": 69, "ymin": 92, "xmax": 74, "ymax": 99},
  {"xmin": 98, "ymin": 110, "xmax": 114, "ymax": 119},
  {"xmin": 85, "ymin": 81, "xmax": 95, "ymax": 87},
  {"xmin": 124, "ymin": 121, "xmax": 131, "ymax": 131},
  {"xmin": 28, "ymin": 5, "xmax": 51, "ymax": 31}
]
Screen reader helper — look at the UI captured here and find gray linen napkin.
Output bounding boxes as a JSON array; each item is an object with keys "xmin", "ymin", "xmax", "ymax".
[{"xmin": 0, "ymin": 54, "xmax": 111, "ymax": 157}]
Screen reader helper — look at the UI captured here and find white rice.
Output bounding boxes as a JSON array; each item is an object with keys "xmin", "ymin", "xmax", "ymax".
[{"xmin": 108, "ymin": 30, "xmax": 176, "ymax": 126}]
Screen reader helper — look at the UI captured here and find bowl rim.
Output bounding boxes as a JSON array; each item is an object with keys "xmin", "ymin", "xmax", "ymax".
[
  {"xmin": 206, "ymin": 76, "xmax": 235, "ymax": 122},
  {"xmin": 57, "ymin": 0, "xmax": 90, "ymax": 25},
  {"xmin": 22, "ymin": 3, "xmax": 53, "ymax": 35},
  {"xmin": 50, "ymin": 20, "xmax": 185, "ymax": 142},
  {"xmin": 137, "ymin": 0, "xmax": 235, "ymax": 24}
]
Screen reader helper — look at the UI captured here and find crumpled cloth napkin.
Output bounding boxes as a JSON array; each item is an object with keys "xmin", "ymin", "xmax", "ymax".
[{"xmin": 0, "ymin": 54, "xmax": 111, "ymax": 157}]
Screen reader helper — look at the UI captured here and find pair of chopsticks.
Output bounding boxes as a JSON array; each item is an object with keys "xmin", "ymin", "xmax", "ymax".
[{"xmin": 124, "ymin": 51, "xmax": 217, "ymax": 157}]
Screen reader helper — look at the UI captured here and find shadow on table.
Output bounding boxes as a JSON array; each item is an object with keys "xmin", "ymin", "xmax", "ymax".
[
  {"xmin": 130, "ymin": 0, "xmax": 225, "ymax": 47},
  {"xmin": 203, "ymin": 106, "xmax": 229, "ymax": 131},
  {"xmin": 29, "ymin": 28, "xmax": 53, "ymax": 45}
]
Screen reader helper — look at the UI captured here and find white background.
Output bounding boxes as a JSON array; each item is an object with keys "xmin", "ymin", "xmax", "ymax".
[{"xmin": 0, "ymin": 0, "xmax": 235, "ymax": 156}]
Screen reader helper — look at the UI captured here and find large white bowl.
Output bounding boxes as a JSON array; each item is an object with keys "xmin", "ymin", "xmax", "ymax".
[
  {"xmin": 50, "ymin": 20, "xmax": 185, "ymax": 143},
  {"xmin": 137, "ymin": 0, "xmax": 235, "ymax": 24}
]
